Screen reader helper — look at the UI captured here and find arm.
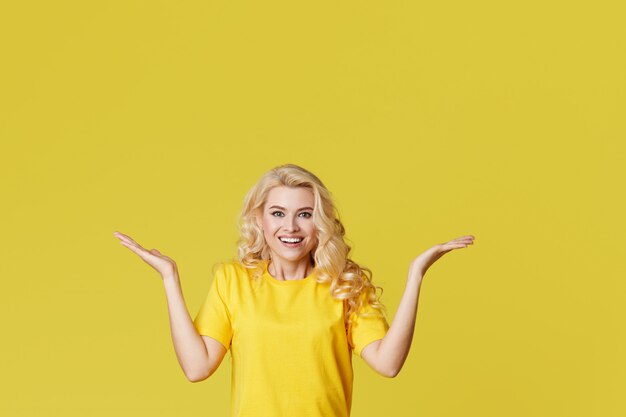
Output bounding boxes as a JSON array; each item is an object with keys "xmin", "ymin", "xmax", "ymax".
[
  {"xmin": 361, "ymin": 235, "xmax": 475, "ymax": 377},
  {"xmin": 162, "ymin": 273, "xmax": 227, "ymax": 382},
  {"xmin": 361, "ymin": 265, "xmax": 422, "ymax": 378},
  {"xmin": 113, "ymin": 231, "xmax": 227, "ymax": 382}
]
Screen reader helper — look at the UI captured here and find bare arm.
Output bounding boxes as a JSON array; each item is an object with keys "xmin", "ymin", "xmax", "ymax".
[
  {"xmin": 163, "ymin": 273, "xmax": 228, "ymax": 382},
  {"xmin": 361, "ymin": 269, "xmax": 422, "ymax": 378},
  {"xmin": 113, "ymin": 231, "xmax": 227, "ymax": 382},
  {"xmin": 361, "ymin": 235, "xmax": 475, "ymax": 377}
]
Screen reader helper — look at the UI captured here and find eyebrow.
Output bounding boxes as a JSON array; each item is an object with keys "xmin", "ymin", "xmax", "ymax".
[{"xmin": 268, "ymin": 205, "xmax": 314, "ymax": 211}]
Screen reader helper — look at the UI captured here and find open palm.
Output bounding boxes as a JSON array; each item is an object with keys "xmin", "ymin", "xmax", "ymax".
[
  {"xmin": 410, "ymin": 235, "xmax": 475, "ymax": 278},
  {"xmin": 113, "ymin": 231, "xmax": 178, "ymax": 278}
]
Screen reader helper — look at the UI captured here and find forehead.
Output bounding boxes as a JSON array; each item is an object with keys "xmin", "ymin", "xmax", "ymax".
[{"xmin": 264, "ymin": 186, "xmax": 314, "ymax": 208}]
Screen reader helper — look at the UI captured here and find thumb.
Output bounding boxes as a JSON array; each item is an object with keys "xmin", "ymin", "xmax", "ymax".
[{"xmin": 150, "ymin": 249, "xmax": 161, "ymax": 255}]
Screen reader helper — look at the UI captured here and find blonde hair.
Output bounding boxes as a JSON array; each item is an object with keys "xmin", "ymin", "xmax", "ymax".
[{"xmin": 233, "ymin": 163, "xmax": 388, "ymax": 331}]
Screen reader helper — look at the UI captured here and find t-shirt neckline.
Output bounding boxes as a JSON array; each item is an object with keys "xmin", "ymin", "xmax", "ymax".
[{"xmin": 262, "ymin": 260, "xmax": 316, "ymax": 285}]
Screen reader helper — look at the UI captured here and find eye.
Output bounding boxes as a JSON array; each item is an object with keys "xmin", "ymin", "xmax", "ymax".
[
  {"xmin": 299, "ymin": 212, "xmax": 312, "ymax": 218},
  {"xmin": 270, "ymin": 211, "xmax": 284, "ymax": 217}
]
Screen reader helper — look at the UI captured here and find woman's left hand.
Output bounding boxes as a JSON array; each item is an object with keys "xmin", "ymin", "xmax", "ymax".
[{"xmin": 408, "ymin": 235, "xmax": 476, "ymax": 280}]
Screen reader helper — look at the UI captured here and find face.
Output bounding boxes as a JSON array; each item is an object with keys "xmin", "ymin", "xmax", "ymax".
[{"xmin": 258, "ymin": 186, "xmax": 318, "ymax": 264}]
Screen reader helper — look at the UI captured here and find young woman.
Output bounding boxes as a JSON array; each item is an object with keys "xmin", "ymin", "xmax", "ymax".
[{"xmin": 113, "ymin": 163, "xmax": 475, "ymax": 417}]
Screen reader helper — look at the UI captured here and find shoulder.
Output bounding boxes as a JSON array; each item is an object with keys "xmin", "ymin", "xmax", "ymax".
[{"xmin": 212, "ymin": 260, "xmax": 260, "ymax": 282}]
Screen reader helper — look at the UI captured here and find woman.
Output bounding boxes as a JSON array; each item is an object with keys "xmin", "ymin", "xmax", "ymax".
[{"xmin": 113, "ymin": 163, "xmax": 475, "ymax": 417}]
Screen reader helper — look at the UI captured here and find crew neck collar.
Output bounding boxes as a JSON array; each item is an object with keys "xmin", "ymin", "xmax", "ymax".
[{"xmin": 262, "ymin": 259, "xmax": 316, "ymax": 284}]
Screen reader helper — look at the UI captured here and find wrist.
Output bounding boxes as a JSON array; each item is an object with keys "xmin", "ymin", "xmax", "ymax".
[
  {"xmin": 162, "ymin": 272, "xmax": 180, "ymax": 283},
  {"xmin": 408, "ymin": 264, "xmax": 424, "ymax": 281},
  {"xmin": 409, "ymin": 274, "xmax": 423, "ymax": 286}
]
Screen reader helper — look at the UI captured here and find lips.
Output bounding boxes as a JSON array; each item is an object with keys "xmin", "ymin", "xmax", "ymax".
[{"xmin": 278, "ymin": 236, "xmax": 304, "ymax": 247}]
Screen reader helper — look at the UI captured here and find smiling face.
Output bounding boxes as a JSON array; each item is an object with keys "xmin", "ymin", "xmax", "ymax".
[{"xmin": 258, "ymin": 186, "xmax": 318, "ymax": 264}]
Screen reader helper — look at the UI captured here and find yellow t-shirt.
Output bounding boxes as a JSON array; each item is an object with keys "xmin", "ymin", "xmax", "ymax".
[{"xmin": 193, "ymin": 260, "xmax": 390, "ymax": 417}]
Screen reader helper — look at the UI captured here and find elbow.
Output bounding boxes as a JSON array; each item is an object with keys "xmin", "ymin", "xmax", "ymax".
[
  {"xmin": 186, "ymin": 369, "xmax": 210, "ymax": 383},
  {"xmin": 187, "ymin": 374, "xmax": 208, "ymax": 383},
  {"xmin": 381, "ymin": 366, "xmax": 400, "ymax": 378},
  {"xmin": 186, "ymin": 353, "xmax": 224, "ymax": 382},
  {"xmin": 383, "ymin": 369, "xmax": 399, "ymax": 378}
]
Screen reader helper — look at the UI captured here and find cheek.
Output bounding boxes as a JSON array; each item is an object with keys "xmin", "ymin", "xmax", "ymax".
[
  {"xmin": 262, "ymin": 217, "xmax": 280, "ymax": 233},
  {"xmin": 307, "ymin": 225, "xmax": 318, "ymax": 241}
]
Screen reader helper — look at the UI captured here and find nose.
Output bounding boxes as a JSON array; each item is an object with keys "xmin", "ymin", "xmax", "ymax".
[{"xmin": 283, "ymin": 214, "xmax": 300, "ymax": 232}]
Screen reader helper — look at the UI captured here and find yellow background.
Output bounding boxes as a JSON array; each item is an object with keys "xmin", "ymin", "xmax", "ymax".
[{"xmin": 1, "ymin": 1, "xmax": 624, "ymax": 416}]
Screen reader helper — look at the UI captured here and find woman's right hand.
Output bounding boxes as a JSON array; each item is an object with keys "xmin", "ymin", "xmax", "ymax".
[{"xmin": 113, "ymin": 231, "xmax": 178, "ymax": 278}]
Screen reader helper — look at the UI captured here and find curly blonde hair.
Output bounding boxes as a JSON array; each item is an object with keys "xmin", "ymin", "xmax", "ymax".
[{"xmin": 233, "ymin": 163, "xmax": 388, "ymax": 331}]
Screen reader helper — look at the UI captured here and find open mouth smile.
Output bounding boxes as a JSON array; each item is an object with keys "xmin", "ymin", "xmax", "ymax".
[{"xmin": 278, "ymin": 236, "xmax": 304, "ymax": 247}]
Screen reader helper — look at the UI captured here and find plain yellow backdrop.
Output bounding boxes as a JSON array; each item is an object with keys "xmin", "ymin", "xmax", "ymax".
[{"xmin": 1, "ymin": 1, "xmax": 624, "ymax": 416}]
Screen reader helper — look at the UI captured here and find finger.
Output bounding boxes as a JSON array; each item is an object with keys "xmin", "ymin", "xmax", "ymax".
[
  {"xmin": 119, "ymin": 240, "xmax": 141, "ymax": 252},
  {"xmin": 442, "ymin": 243, "xmax": 470, "ymax": 249},
  {"xmin": 450, "ymin": 237, "xmax": 474, "ymax": 244},
  {"xmin": 452, "ymin": 239, "xmax": 471, "ymax": 244},
  {"xmin": 443, "ymin": 240, "xmax": 467, "ymax": 246},
  {"xmin": 119, "ymin": 240, "xmax": 151, "ymax": 258},
  {"xmin": 114, "ymin": 233, "xmax": 145, "ymax": 250},
  {"xmin": 113, "ymin": 232, "xmax": 135, "ymax": 245},
  {"xmin": 113, "ymin": 231, "xmax": 139, "ymax": 244}
]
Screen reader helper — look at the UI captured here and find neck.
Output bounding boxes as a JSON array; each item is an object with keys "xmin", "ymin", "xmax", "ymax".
[{"xmin": 267, "ymin": 257, "xmax": 313, "ymax": 281}]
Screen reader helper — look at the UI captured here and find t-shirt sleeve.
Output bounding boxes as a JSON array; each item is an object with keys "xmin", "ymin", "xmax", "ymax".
[
  {"xmin": 193, "ymin": 264, "xmax": 233, "ymax": 350},
  {"xmin": 347, "ymin": 292, "xmax": 390, "ymax": 358}
]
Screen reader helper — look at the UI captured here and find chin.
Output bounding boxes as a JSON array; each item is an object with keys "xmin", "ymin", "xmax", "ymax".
[
  {"xmin": 272, "ymin": 249, "xmax": 314, "ymax": 263},
  {"xmin": 280, "ymin": 253, "xmax": 308, "ymax": 262}
]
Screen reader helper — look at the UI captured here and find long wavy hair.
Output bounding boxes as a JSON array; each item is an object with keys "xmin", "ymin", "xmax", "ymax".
[{"xmin": 233, "ymin": 163, "xmax": 388, "ymax": 331}]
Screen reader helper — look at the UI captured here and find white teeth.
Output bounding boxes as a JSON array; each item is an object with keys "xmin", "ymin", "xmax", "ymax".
[{"xmin": 280, "ymin": 237, "xmax": 302, "ymax": 243}]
